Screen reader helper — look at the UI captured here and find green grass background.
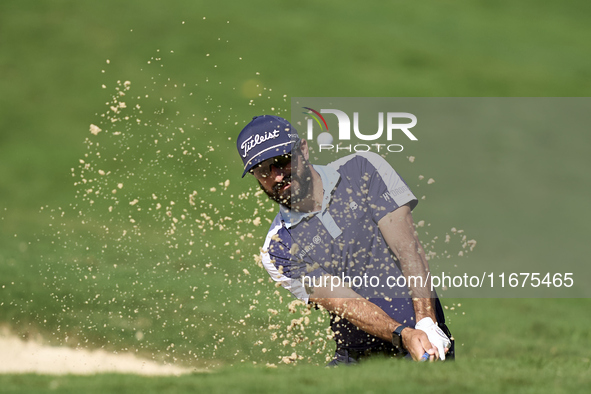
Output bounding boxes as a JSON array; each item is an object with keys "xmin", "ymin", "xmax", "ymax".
[{"xmin": 1, "ymin": 0, "xmax": 590, "ymax": 392}]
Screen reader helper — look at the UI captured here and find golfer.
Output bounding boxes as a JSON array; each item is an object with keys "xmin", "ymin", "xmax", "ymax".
[{"xmin": 237, "ymin": 115, "xmax": 453, "ymax": 364}]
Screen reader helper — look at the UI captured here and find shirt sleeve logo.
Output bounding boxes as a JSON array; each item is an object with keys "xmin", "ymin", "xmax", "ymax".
[{"xmin": 381, "ymin": 186, "xmax": 409, "ymax": 202}]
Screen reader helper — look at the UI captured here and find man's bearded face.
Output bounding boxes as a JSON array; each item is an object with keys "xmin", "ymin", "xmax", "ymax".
[{"xmin": 252, "ymin": 150, "xmax": 312, "ymax": 209}]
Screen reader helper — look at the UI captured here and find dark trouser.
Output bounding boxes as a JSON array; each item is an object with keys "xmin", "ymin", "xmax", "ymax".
[{"xmin": 326, "ymin": 323, "xmax": 455, "ymax": 366}]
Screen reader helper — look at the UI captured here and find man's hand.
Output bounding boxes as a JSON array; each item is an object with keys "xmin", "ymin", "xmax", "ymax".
[
  {"xmin": 401, "ymin": 327, "xmax": 439, "ymax": 361},
  {"xmin": 415, "ymin": 317, "xmax": 451, "ymax": 360},
  {"xmin": 311, "ymin": 278, "xmax": 436, "ymax": 360}
]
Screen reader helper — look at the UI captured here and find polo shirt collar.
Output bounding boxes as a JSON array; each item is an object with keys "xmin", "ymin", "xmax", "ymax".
[{"xmin": 279, "ymin": 164, "xmax": 340, "ymax": 228}]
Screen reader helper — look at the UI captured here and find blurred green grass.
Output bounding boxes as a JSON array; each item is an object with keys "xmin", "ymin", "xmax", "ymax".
[
  {"xmin": 1, "ymin": 0, "xmax": 591, "ymax": 389},
  {"xmin": 1, "ymin": 351, "xmax": 590, "ymax": 394}
]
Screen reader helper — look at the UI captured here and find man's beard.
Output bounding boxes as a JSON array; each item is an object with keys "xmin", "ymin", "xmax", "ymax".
[{"xmin": 260, "ymin": 162, "xmax": 312, "ymax": 209}]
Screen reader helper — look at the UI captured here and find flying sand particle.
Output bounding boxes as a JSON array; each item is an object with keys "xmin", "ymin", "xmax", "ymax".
[{"xmin": 89, "ymin": 124, "xmax": 102, "ymax": 135}]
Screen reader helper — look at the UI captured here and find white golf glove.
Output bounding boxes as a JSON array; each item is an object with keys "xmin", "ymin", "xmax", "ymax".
[{"xmin": 415, "ymin": 317, "xmax": 451, "ymax": 360}]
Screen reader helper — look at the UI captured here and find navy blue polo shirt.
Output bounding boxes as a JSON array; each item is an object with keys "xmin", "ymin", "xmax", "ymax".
[{"xmin": 261, "ymin": 152, "xmax": 435, "ymax": 351}]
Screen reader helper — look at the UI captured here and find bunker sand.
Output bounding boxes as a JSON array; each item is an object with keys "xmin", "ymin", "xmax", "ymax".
[{"xmin": 0, "ymin": 331, "xmax": 195, "ymax": 376}]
